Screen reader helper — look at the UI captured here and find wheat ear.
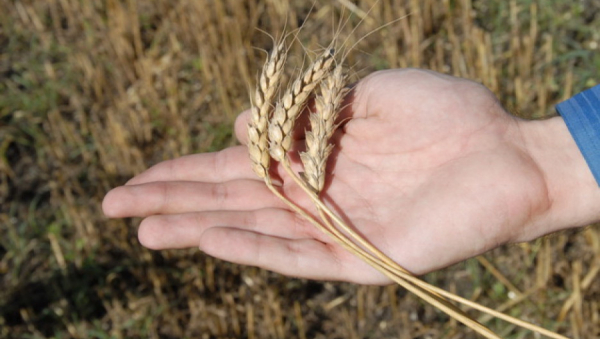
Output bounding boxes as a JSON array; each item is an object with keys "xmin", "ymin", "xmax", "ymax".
[
  {"xmin": 268, "ymin": 48, "xmax": 335, "ymax": 162},
  {"xmin": 301, "ymin": 65, "xmax": 349, "ymax": 193},
  {"xmin": 248, "ymin": 41, "xmax": 286, "ymax": 178}
]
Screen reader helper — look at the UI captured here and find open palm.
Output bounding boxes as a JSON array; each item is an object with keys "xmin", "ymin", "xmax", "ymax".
[{"xmin": 103, "ymin": 69, "xmax": 551, "ymax": 285}]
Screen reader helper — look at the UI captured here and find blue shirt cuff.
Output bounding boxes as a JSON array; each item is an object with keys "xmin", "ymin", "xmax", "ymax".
[{"xmin": 556, "ymin": 84, "xmax": 600, "ymax": 186}]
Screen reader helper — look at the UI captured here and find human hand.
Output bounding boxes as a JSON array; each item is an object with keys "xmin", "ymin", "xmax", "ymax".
[{"xmin": 102, "ymin": 69, "xmax": 599, "ymax": 284}]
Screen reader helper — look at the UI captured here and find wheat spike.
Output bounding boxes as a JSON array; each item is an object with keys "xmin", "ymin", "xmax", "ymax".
[
  {"xmin": 301, "ymin": 65, "xmax": 349, "ymax": 192},
  {"xmin": 248, "ymin": 41, "xmax": 286, "ymax": 178},
  {"xmin": 268, "ymin": 48, "xmax": 335, "ymax": 161}
]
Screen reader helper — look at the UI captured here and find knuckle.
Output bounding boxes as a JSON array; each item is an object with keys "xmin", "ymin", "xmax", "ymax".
[
  {"xmin": 290, "ymin": 210, "xmax": 309, "ymax": 237},
  {"xmin": 210, "ymin": 183, "xmax": 229, "ymax": 207},
  {"xmin": 158, "ymin": 182, "xmax": 171, "ymax": 209},
  {"xmin": 285, "ymin": 241, "xmax": 303, "ymax": 275},
  {"xmin": 243, "ymin": 210, "xmax": 259, "ymax": 231}
]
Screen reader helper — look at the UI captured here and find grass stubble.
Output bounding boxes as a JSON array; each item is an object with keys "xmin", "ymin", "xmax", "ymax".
[
  {"xmin": 248, "ymin": 30, "xmax": 570, "ymax": 339},
  {"xmin": 2, "ymin": 0, "xmax": 600, "ymax": 337}
]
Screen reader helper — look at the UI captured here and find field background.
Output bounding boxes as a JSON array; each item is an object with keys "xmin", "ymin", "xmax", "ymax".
[{"xmin": 1, "ymin": 0, "xmax": 599, "ymax": 338}]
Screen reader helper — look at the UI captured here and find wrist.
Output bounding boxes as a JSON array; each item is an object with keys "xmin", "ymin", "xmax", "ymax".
[{"xmin": 517, "ymin": 116, "xmax": 600, "ymax": 241}]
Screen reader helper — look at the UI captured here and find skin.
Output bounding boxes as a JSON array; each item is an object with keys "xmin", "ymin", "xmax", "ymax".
[{"xmin": 102, "ymin": 69, "xmax": 600, "ymax": 285}]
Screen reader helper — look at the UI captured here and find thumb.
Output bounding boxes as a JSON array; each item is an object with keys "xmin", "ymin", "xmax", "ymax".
[{"xmin": 234, "ymin": 109, "xmax": 252, "ymax": 145}]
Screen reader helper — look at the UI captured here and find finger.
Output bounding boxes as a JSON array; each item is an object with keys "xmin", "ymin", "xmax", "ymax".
[
  {"xmin": 126, "ymin": 146, "xmax": 256, "ymax": 186},
  {"xmin": 137, "ymin": 208, "xmax": 322, "ymax": 250},
  {"xmin": 103, "ymin": 179, "xmax": 284, "ymax": 218},
  {"xmin": 199, "ymin": 228, "xmax": 388, "ymax": 284},
  {"xmin": 234, "ymin": 109, "xmax": 252, "ymax": 144},
  {"xmin": 199, "ymin": 227, "xmax": 349, "ymax": 281}
]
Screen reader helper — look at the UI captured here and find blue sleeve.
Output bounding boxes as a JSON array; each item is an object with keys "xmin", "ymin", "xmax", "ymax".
[{"xmin": 556, "ymin": 84, "xmax": 600, "ymax": 186}]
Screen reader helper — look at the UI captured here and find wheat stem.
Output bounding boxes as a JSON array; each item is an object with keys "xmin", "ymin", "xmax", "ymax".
[
  {"xmin": 265, "ymin": 171, "xmax": 499, "ymax": 337},
  {"xmin": 315, "ymin": 209, "xmax": 504, "ymax": 339},
  {"xmin": 280, "ymin": 158, "xmax": 497, "ymax": 337},
  {"xmin": 281, "ymin": 157, "xmax": 567, "ymax": 339}
]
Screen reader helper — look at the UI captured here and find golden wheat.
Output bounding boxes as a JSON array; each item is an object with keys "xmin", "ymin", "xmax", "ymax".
[
  {"xmin": 268, "ymin": 48, "xmax": 335, "ymax": 161},
  {"xmin": 301, "ymin": 65, "xmax": 349, "ymax": 193},
  {"xmin": 248, "ymin": 41, "xmax": 287, "ymax": 178}
]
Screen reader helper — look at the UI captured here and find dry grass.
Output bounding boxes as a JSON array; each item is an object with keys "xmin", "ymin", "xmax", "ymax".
[{"xmin": 1, "ymin": 0, "xmax": 599, "ymax": 338}]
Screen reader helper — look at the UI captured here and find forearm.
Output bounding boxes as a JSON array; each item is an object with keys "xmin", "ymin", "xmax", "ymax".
[{"xmin": 518, "ymin": 116, "xmax": 600, "ymax": 241}]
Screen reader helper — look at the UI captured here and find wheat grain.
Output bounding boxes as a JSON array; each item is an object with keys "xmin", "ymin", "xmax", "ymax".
[
  {"xmin": 268, "ymin": 48, "xmax": 335, "ymax": 162},
  {"xmin": 248, "ymin": 41, "xmax": 286, "ymax": 178},
  {"xmin": 301, "ymin": 65, "xmax": 349, "ymax": 192}
]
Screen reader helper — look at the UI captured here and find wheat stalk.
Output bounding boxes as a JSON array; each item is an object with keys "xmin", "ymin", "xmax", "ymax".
[
  {"xmin": 248, "ymin": 37, "xmax": 567, "ymax": 339},
  {"xmin": 283, "ymin": 158, "xmax": 566, "ymax": 339},
  {"xmin": 278, "ymin": 158, "xmax": 501, "ymax": 339}
]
